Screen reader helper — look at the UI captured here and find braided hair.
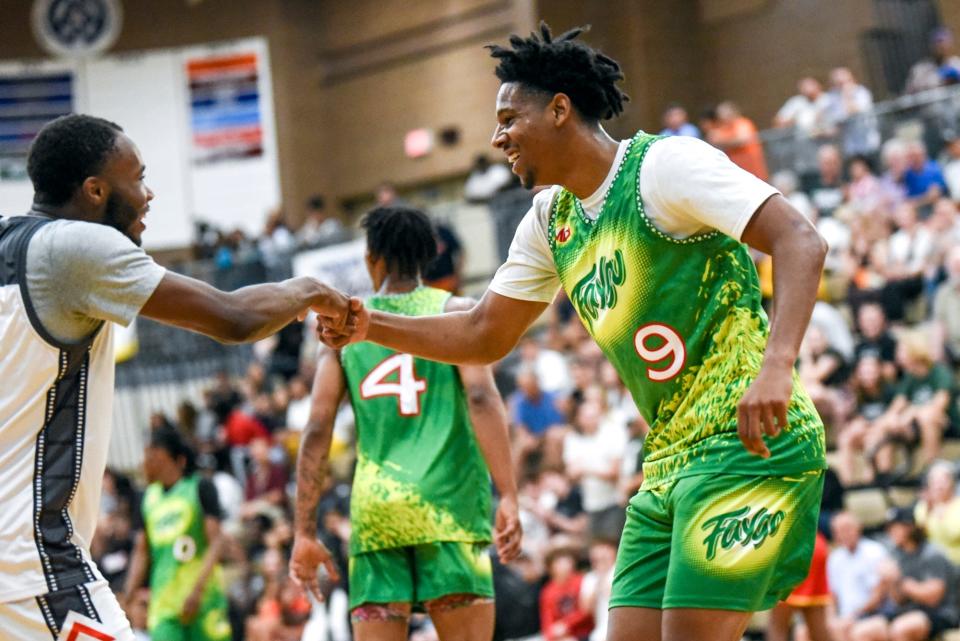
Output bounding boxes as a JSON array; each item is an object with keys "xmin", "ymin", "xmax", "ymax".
[
  {"xmin": 361, "ymin": 206, "xmax": 438, "ymax": 279},
  {"xmin": 487, "ymin": 21, "xmax": 629, "ymax": 122}
]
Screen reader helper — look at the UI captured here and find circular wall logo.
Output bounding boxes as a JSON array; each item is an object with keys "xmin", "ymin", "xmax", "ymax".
[{"xmin": 32, "ymin": 0, "xmax": 123, "ymax": 58}]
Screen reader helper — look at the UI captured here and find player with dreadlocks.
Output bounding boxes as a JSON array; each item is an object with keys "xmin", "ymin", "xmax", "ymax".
[
  {"xmin": 290, "ymin": 206, "xmax": 520, "ymax": 641},
  {"xmin": 320, "ymin": 22, "xmax": 828, "ymax": 641}
]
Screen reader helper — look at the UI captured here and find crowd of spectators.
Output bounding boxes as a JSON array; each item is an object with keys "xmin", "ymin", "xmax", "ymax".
[{"xmin": 93, "ymin": 26, "xmax": 960, "ymax": 641}]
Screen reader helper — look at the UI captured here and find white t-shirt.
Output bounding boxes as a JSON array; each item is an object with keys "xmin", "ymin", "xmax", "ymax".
[
  {"xmin": 489, "ymin": 136, "xmax": 779, "ymax": 303},
  {"xmin": 827, "ymin": 538, "xmax": 889, "ymax": 617},
  {"xmin": 562, "ymin": 418, "xmax": 628, "ymax": 512}
]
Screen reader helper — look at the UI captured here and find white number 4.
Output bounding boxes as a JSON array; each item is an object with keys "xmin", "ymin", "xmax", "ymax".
[
  {"xmin": 360, "ymin": 353, "xmax": 427, "ymax": 416},
  {"xmin": 634, "ymin": 323, "xmax": 686, "ymax": 382}
]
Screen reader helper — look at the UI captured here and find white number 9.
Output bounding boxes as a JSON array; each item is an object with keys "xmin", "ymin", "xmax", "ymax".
[{"xmin": 633, "ymin": 323, "xmax": 686, "ymax": 382}]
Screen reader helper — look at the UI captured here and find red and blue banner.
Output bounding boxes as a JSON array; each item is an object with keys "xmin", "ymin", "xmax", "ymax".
[{"xmin": 187, "ymin": 52, "xmax": 262, "ymax": 164}]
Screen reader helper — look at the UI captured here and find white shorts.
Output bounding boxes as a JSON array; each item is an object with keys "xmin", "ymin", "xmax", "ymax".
[{"xmin": 0, "ymin": 579, "xmax": 134, "ymax": 640}]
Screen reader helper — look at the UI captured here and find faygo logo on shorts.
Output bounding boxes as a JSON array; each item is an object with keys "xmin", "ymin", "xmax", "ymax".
[{"xmin": 700, "ymin": 505, "xmax": 785, "ymax": 561}]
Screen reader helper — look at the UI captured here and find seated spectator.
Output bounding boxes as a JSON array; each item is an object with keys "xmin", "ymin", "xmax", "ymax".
[
  {"xmin": 827, "ymin": 511, "xmax": 890, "ymax": 641},
  {"xmin": 768, "ymin": 531, "xmax": 830, "ymax": 641},
  {"xmin": 706, "ymin": 101, "xmax": 769, "ymax": 179},
  {"xmin": 659, "ymin": 103, "xmax": 701, "ymax": 138},
  {"xmin": 492, "ymin": 552, "xmax": 545, "ymax": 641},
  {"xmin": 903, "ymin": 140, "xmax": 948, "ymax": 210},
  {"xmin": 914, "ymin": 460, "xmax": 960, "ymax": 565},
  {"xmin": 850, "ymin": 507, "xmax": 958, "ymax": 641},
  {"xmin": 870, "ymin": 331, "xmax": 956, "ymax": 476},
  {"xmin": 511, "ymin": 365, "xmax": 568, "ymax": 473},
  {"xmin": 295, "ymin": 195, "xmax": 347, "ymax": 249},
  {"xmin": 824, "ymin": 67, "xmax": 880, "ymax": 158},
  {"xmin": 905, "ymin": 27, "xmax": 960, "ymax": 93},
  {"xmin": 540, "ymin": 545, "xmax": 592, "ymax": 641},
  {"xmin": 878, "ymin": 139, "xmax": 909, "ymax": 214},
  {"xmin": 933, "ymin": 245, "xmax": 960, "ymax": 365},
  {"xmin": 846, "ymin": 154, "xmax": 889, "ymax": 216},
  {"xmin": 464, "ymin": 154, "xmax": 514, "ymax": 202},
  {"xmin": 807, "ymin": 144, "xmax": 845, "ymax": 218},
  {"xmin": 579, "ymin": 538, "xmax": 617, "ymax": 641},
  {"xmin": 884, "ymin": 203, "xmax": 932, "ymax": 318},
  {"xmin": 835, "ymin": 356, "xmax": 897, "ymax": 486},
  {"xmin": 774, "ymin": 77, "xmax": 833, "ymax": 181},
  {"xmin": 283, "ymin": 375, "xmax": 312, "ymax": 433},
  {"xmin": 772, "ymin": 170, "xmax": 816, "ymax": 220},
  {"xmin": 853, "ymin": 302, "xmax": 899, "ymax": 382},
  {"xmin": 518, "ymin": 469, "xmax": 588, "ymax": 563},
  {"xmin": 243, "ymin": 437, "xmax": 289, "ymax": 512},
  {"xmin": 518, "ymin": 335, "xmax": 572, "ymax": 395},
  {"xmin": 942, "ymin": 134, "xmax": 960, "ymax": 199},
  {"xmin": 563, "ymin": 399, "xmax": 626, "ymax": 539},
  {"xmin": 926, "ymin": 198, "xmax": 960, "ymax": 271},
  {"xmin": 798, "ymin": 324, "xmax": 851, "ymax": 430}
]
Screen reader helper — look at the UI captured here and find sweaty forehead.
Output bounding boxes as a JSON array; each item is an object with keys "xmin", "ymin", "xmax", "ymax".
[
  {"xmin": 103, "ymin": 133, "xmax": 143, "ymax": 174},
  {"xmin": 496, "ymin": 82, "xmax": 547, "ymax": 112}
]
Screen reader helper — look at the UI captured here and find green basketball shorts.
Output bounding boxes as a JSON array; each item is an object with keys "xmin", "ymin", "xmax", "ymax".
[
  {"xmin": 348, "ymin": 541, "xmax": 494, "ymax": 609},
  {"xmin": 609, "ymin": 470, "xmax": 824, "ymax": 612},
  {"xmin": 150, "ymin": 592, "xmax": 232, "ymax": 641}
]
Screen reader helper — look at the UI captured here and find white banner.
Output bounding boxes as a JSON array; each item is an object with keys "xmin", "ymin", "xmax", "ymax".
[{"xmin": 292, "ymin": 239, "xmax": 373, "ymax": 297}]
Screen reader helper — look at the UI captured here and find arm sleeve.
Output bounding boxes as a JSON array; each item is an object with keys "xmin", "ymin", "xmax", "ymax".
[
  {"xmin": 44, "ymin": 221, "xmax": 166, "ymax": 326},
  {"xmin": 642, "ymin": 136, "xmax": 779, "ymax": 241},
  {"xmin": 488, "ymin": 188, "xmax": 562, "ymax": 303},
  {"xmin": 198, "ymin": 478, "xmax": 224, "ymax": 520}
]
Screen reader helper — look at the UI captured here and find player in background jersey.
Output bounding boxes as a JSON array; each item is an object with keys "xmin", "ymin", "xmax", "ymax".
[
  {"xmin": 0, "ymin": 114, "xmax": 355, "ymax": 641},
  {"xmin": 123, "ymin": 426, "xmax": 232, "ymax": 641},
  {"xmin": 289, "ymin": 206, "xmax": 521, "ymax": 641},
  {"xmin": 319, "ymin": 24, "xmax": 828, "ymax": 641}
]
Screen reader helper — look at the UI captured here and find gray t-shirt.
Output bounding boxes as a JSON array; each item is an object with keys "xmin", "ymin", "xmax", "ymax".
[
  {"xmin": 893, "ymin": 542, "xmax": 958, "ymax": 620},
  {"xmin": 25, "ymin": 217, "xmax": 166, "ymax": 344}
]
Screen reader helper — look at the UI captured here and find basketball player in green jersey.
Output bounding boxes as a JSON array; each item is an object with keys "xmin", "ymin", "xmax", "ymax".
[
  {"xmin": 290, "ymin": 206, "xmax": 521, "ymax": 641},
  {"xmin": 123, "ymin": 427, "xmax": 231, "ymax": 641},
  {"xmin": 321, "ymin": 24, "xmax": 829, "ymax": 641}
]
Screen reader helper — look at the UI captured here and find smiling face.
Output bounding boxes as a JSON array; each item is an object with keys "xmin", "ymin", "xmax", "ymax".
[
  {"xmin": 95, "ymin": 134, "xmax": 154, "ymax": 246},
  {"xmin": 491, "ymin": 82, "xmax": 566, "ymax": 189}
]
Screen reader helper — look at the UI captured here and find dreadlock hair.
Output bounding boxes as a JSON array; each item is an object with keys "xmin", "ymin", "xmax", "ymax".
[
  {"xmin": 27, "ymin": 114, "xmax": 124, "ymax": 206},
  {"xmin": 361, "ymin": 206, "xmax": 438, "ymax": 280},
  {"xmin": 149, "ymin": 425, "xmax": 197, "ymax": 475},
  {"xmin": 487, "ymin": 21, "xmax": 629, "ymax": 123}
]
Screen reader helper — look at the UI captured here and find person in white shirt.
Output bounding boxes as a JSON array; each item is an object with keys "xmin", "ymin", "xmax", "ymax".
[{"xmin": 827, "ymin": 511, "xmax": 890, "ymax": 641}]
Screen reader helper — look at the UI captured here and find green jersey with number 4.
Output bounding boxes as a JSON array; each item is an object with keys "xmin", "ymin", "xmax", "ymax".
[
  {"xmin": 141, "ymin": 475, "xmax": 230, "ymax": 639},
  {"xmin": 549, "ymin": 132, "xmax": 826, "ymax": 489},
  {"xmin": 341, "ymin": 287, "xmax": 492, "ymax": 555}
]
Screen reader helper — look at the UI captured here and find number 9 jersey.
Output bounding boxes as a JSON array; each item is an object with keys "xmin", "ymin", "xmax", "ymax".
[
  {"xmin": 547, "ymin": 132, "xmax": 825, "ymax": 490},
  {"xmin": 340, "ymin": 287, "xmax": 493, "ymax": 555}
]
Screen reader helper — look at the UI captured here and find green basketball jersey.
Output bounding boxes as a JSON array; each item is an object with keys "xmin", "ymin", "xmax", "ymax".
[
  {"xmin": 341, "ymin": 286, "xmax": 492, "ymax": 554},
  {"xmin": 549, "ymin": 131, "xmax": 825, "ymax": 489},
  {"xmin": 142, "ymin": 475, "xmax": 228, "ymax": 634}
]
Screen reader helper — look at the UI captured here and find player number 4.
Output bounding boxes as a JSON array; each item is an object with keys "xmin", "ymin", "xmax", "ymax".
[
  {"xmin": 634, "ymin": 323, "xmax": 686, "ymax": 381},
  {"xmin": 360, "ymin": 353, "xmax": 427, "ymax": 416}
]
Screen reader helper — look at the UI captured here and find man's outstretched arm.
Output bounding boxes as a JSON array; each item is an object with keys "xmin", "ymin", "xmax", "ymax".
[
  {"xmin": 327, "ymin": 290, "xmax": 547, "ymax": 366},
  {"xmin": 738, "ymin": 194, "xmax": 828, "ymax": 456},
  {"xmin": 141, "ymin": 272, "xmax": 355, "ymax": 344}
]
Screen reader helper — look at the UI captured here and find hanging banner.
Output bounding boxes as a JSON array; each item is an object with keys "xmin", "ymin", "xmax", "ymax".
[
  {"xmin": 0, "ymin": 70, "xmax": 74, "ymax": 179},
  {"xmin": 186, "ymin": 51, "xmax": 263, "ymax": 165}
]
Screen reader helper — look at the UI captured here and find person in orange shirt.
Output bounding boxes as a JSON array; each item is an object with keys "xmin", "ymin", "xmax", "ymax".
[{"xmin": 708, "ymin": 101, "xmax": 770, "ymax": 180}]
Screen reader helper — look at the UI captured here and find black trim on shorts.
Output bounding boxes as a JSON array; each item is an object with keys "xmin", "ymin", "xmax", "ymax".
[
  {"xmin": 33, "ymin": 347, "xmax": 97, "ymax": 595},
  {"xmin": 34, "ymin": 584, "xmax": 102, "ymax": 639}
]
